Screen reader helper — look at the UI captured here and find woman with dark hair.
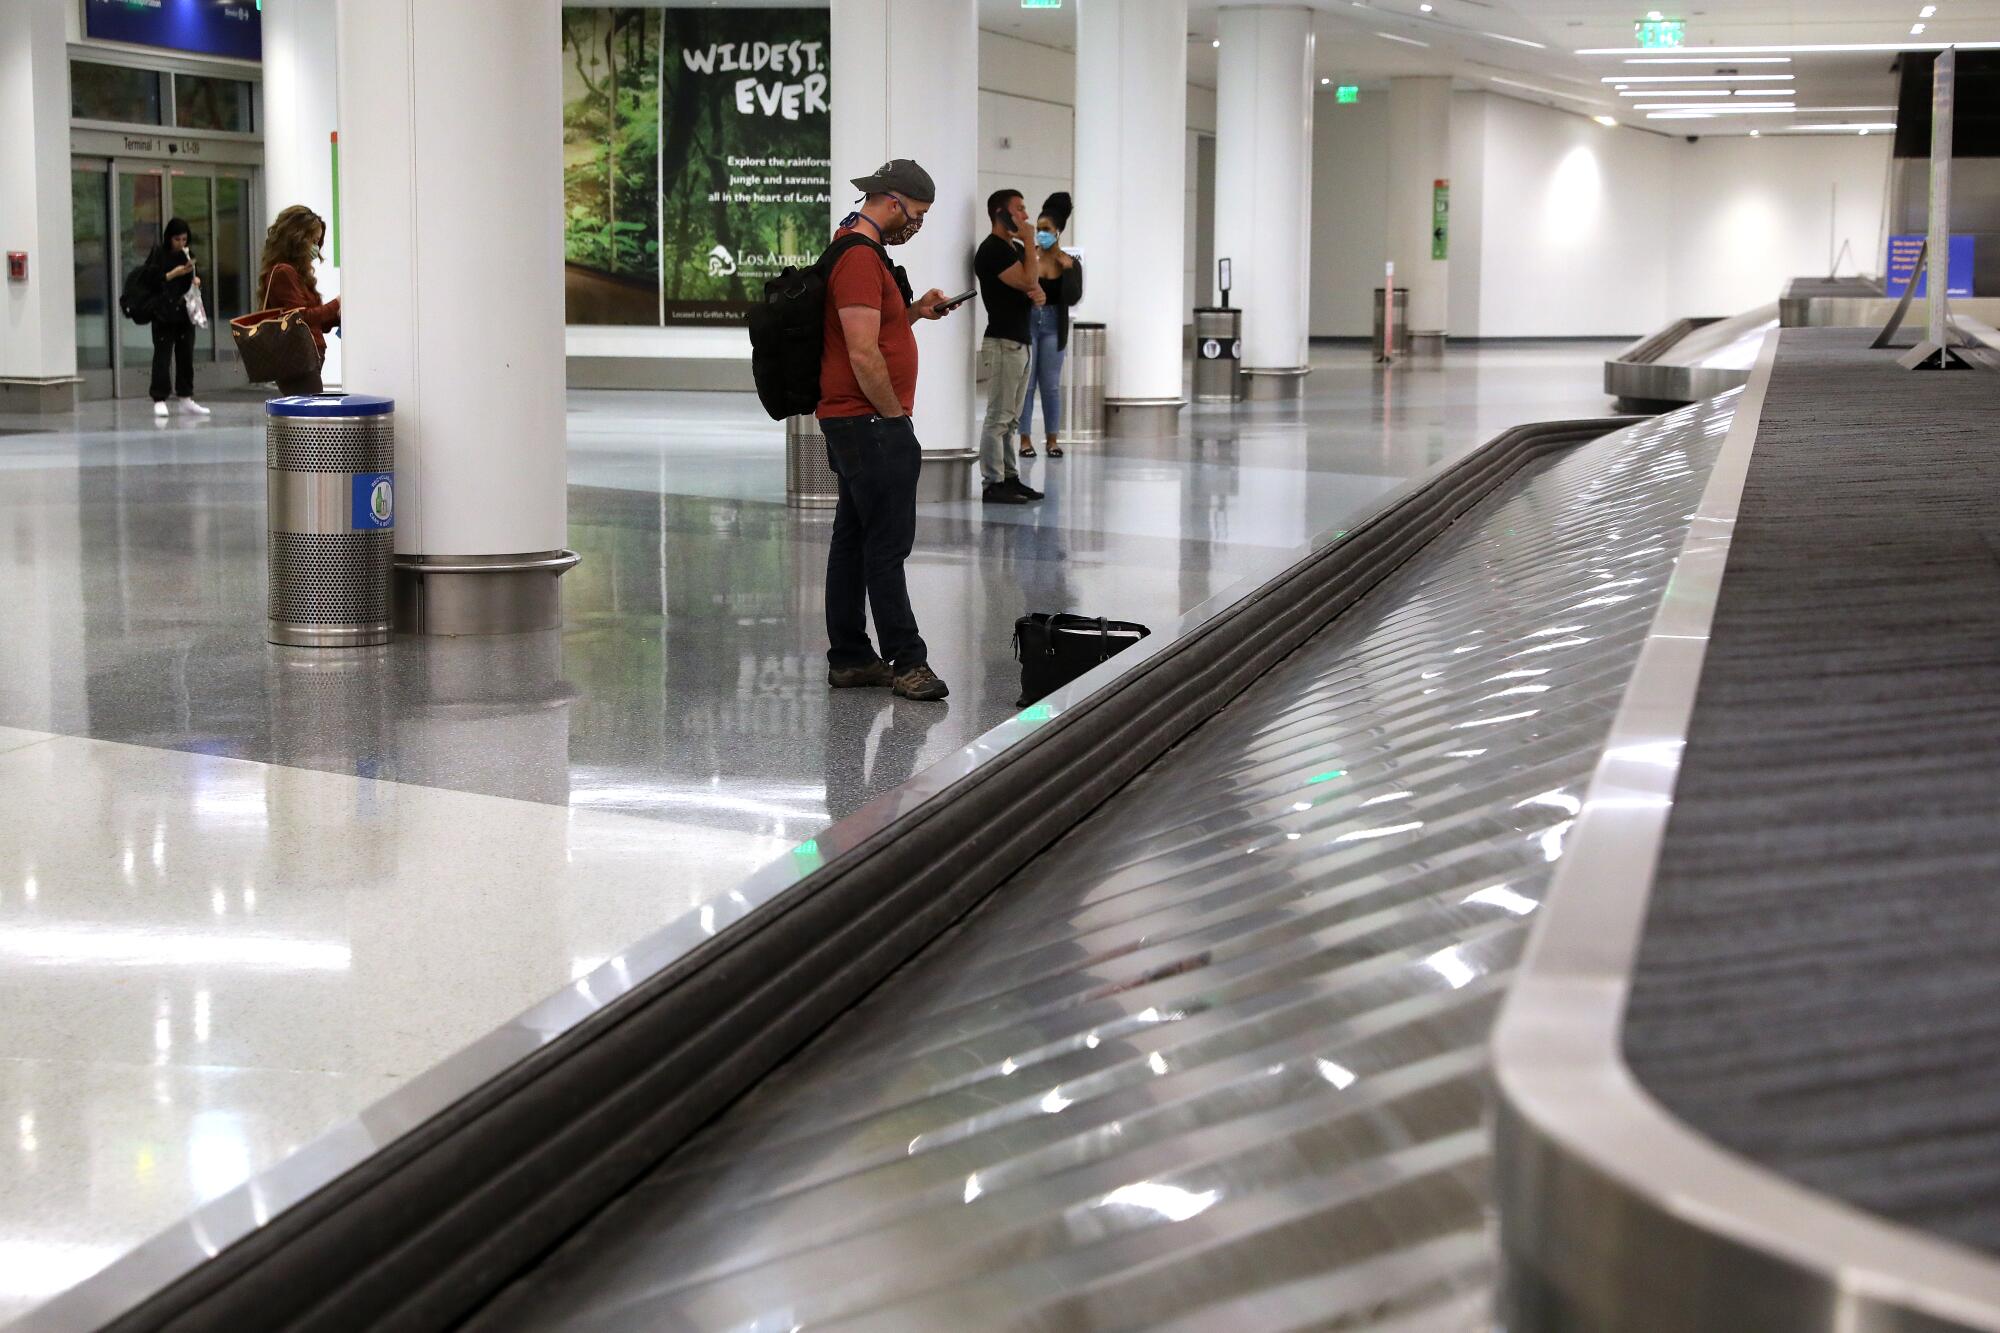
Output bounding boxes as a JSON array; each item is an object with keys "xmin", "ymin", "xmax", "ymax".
[
  {"xmin": 258, "ymin": 204, "xmax": 342, "ymax": 395},
  {"xmin": 1018, "ymin": 191, "xmax": 1082, "ymax": 459},
  {"xmin": 145, "ymin": 217, "xmax": 209, "ymax": 419}
]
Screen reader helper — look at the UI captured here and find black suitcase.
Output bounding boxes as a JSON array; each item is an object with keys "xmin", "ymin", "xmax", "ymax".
[{"xmin": 1013, "ymin": 613, "xmax": 1151, "ymax": 707}]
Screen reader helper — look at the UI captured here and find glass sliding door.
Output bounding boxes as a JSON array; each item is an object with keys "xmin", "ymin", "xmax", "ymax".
[
  {"xmin": 115, "ymin": 164, "xmax": 166, "ymax": 397},
  {"xmin": 212, "ymin": 174, "xmax": 252, "ymax": 363},
  {"xmin": 72, "ymin": 164, "xmax": 113, "ymax": 389}
]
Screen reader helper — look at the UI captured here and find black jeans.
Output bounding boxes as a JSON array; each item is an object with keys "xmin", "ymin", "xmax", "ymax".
[
  {"xmin": 822, "ymin": 413, "xmax": 927, "ymax": 672},
  {"xmin": 150, "ymin": 322, "xmax": 195, "ymax": 402}
]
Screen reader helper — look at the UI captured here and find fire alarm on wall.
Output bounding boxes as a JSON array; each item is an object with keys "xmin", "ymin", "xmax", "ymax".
[{"xmin": 5, "ymin": 252, "xmax": 24, "ymax": 282}]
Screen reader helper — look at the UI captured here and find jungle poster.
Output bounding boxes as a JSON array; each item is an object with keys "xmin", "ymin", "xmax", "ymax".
[{"xmin": 561, "ymin": 7, "xmax": 831, "ymax": 326}]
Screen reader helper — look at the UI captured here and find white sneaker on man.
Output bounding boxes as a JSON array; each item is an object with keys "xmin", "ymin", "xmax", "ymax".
[
  {"xmin": 152, "ymin": 402, "xmax": 169, "ymax": 420},
  {"xmin": 178, "ymin": 399, "xmax": 211, "ymax": 417}
]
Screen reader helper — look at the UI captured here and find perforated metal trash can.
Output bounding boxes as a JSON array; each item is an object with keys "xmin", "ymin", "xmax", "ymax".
[
  {"xmin": 266, "ymin": 394, "xmax": 395, "ymax": 648},
  {"xmin": 1192, "ymin": 307, "xmax": 1244, "ymax": 403},
  {"xmin": 786, "ymin": 414, "xmax": 839, "ymax": 509},
  {"xmin": 1062, "ymin": 322, "xmax": 1106, "ymax": 443}
]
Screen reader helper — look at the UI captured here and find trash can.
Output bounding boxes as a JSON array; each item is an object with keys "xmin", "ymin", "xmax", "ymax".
[
  {"xmin": 266, "ymin": 394, "xmax": 395, "ymax": 648},
  {"xmin": 1373, "ymin": 287, "xmax": 1410, "ymax": 361},
  {"xmin": 1063, "ymin": 322, "xmax": 1107, "ymax": 443},
  {"xmin": 1192, "ymin": 307, "xmax": 1244, "ymax": 404},
  {"xmin": 786, "ymin": 414, "xmax": 839, "ymax": 509}
]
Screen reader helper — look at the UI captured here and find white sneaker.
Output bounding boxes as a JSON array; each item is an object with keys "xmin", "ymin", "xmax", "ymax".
[
  {"xmin": 152, "ymin": 402, "xmax": 169, "ymax": 420},
  {"xmin": 178, "ymin": 399, "xmax": 211, "ymax": 417}
]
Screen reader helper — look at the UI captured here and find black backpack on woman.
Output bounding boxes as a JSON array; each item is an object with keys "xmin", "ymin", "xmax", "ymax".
[{"xmin": 119, "ymin": 264, "xmax": 162, "ymax": 326}]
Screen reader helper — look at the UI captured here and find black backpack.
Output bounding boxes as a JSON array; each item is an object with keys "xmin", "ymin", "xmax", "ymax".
[
  {"xmin": 119, "ymin": 264, "xmax": 160, "ymax": 326},
  {"xmin": 748, "ymin": 232, "xmax": 909, "ymax": 421}
]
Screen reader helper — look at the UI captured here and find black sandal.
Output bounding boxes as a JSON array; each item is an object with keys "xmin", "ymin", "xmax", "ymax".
[
  {"xmin": 1047, "ymin": 437, "xmax": 1064, "ymax": 458},
  {"xmin": 1020, "ymin": 436, "xmax": 1036, "ymax": 458}
]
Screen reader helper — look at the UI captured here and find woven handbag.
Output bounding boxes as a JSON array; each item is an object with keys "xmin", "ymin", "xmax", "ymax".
[{"xmin": 230, "ymin": 271, "xmax": 322, "ymax": 385}]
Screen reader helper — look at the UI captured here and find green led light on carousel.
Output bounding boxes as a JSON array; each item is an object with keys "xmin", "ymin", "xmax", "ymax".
[
  {"xmin": 791, "ymin": 839, "xmax": 823, "ymax": 873},
  {"xmin": 1307, "ymin": 769, "xmax": 1348, "ymax": 784},
  {"xmin": 1017, "ymin": 703, "xmax": 1055, "ymax": 725}
]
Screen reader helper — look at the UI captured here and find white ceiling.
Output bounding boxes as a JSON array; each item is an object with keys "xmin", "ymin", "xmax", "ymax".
[{"xmin": 977, "ymin": 0, "xmax": 2000, "ymax": 136}]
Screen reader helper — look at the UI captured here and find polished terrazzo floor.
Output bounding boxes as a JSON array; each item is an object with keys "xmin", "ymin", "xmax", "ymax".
[{"xmin": 0, "ymin": 340, "xmax": 1622, "ymax": 1319}]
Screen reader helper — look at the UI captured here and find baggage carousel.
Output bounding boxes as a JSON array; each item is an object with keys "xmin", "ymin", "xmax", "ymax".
[
  {"xmin": 28, "ymin": 330, "xmax": 2000, "ymax": 1332},
  {"xmin": 1603, "ymin": 303, "xmax": 1776, "ymax": 410}
]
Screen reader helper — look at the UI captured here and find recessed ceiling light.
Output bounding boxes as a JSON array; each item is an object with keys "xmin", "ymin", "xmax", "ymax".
[
  {"xmin": 1420, "ymin": 2, "xmax": 1434, "ymax": 10},
  {"xmin": 1320, "ymin": 77, "xmax": 1331, "ymax": 85},
  {"xmin": 1911, "ymin": 23, "xmax": 1926, "ymax": 34},
  {"xmin": 1593, "ymin": 115, "xmax": 1618, "ymax": 127},
  {"xmin": 1377, "ymin": 31, "xmax": 1430, "ymax": 47},
  {"xmin": 1212, "ymin": 38, "xmax": 1220, "ymax": 47},
  {"xmin": 1638, "ymin": 103, "xmax": 1795, "ymax": 112},
  {"xmin": 1861, "ymin": 128, "xmax": 1871, "ymax": 135},
  {"xmin": 1625, "ymin": 56, "xmax": 1791, "ymax": 65},
  {"xmin": 1920, "ymin": 4, "xmax": 1937, "ymax": 15},
  {"xmin": 1621, "ymin": 89, "xmax": 1731, "ymax": 97},
  {"xmin": 1750, "ymin": 129, "xmax": 1761, "ymax": 136},
  {"xmin": 1482, "ymin": 31, "xmax": 1547, "ymax": 49},
  {"xmin": 1580, "ymin": 42, "xmax": 2000, "ymax": 54},
  {"xmin": 1605, "ymin": 74, "xmax": 1793, "ymax": 82}
]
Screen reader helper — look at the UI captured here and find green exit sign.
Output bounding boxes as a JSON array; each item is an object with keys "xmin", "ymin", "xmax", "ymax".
[
  {"xmin": 1634, "ymin": 16, "xmax": 1686, "ymax": 48},
  {"xmin": 1021, "ymin": 0, "xmax": 1062, "ymax": 8},
  {"xmin": 1336, "ymin": 85, "xmax": 1360, "ymax": 104}
]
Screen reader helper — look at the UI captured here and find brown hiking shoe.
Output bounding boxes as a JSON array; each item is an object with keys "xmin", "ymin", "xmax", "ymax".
[
  {"xmin": 892, "ymin": 664, "xmax": 950, "ymax": 701},
  {"xmin": 828, "ymin": 659, "xmax": 895, "ymax": 689}
]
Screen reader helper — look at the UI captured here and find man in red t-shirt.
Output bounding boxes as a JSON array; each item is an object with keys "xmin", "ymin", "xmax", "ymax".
[{"xmin": 817, "ymin": 158, "xmax": 963, "ymax": 702}]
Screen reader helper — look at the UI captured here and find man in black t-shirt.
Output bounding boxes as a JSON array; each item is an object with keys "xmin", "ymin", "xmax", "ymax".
[{"xmin": 973, "ymin": 189, "xmax": 1047, "ymax": 504}]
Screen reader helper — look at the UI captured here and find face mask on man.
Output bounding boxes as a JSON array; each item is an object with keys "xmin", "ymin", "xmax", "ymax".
[
  {"xmin": 1035, "ymin": 230, "xmax": 1057, "ymax": 250},
  {"xmin": 880, "ymin": 193, "xmax": 925, "ymax": 245}
]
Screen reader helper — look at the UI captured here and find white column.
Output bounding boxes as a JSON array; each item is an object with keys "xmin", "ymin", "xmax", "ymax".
[
  {"xmin": 829, "ymin": 0, "xmax": 977, "ymax": 462},
  {"xmin": 1215, "ymin": 6, "xmax": 1313, "ymax": 385},
  {"xmin": 262, "ymin": 0, "xmax": 345, "ymax": 386},
  {"xmin": 336, "ymin": 0, "xmax": 573, "ymax": 632},
  {"xmin": 1387, "ymin": 76, "xmax": 1452, "ymax": 336},
  {"xmin": 1075, "ymin": 0, "xmax": 1188, "ymax": 435},
  {"xmin": 0, "ymin": 0, "xmax": 78, "ymax": 411}
]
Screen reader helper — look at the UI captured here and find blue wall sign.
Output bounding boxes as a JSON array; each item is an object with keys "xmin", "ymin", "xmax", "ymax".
[
  {"xmin": 351, "ymin": 473, "xmax": 394, "ymax": 531},
  {"xmin": 1886, "ymin": 233, "xmax": 1976, "ymax": 299},
  {"xmin": 85, "ymin": 0, "xmax": 262, "ymax": 63}
]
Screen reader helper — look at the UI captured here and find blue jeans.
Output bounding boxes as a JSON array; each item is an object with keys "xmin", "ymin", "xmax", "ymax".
[
  {"xmin": 821, "ymin": 413, "xmax": 928, "ymax": 672},
  {"xmin": 1021, "ymin": 305, "xmax": 1063, "ymax": 435}
]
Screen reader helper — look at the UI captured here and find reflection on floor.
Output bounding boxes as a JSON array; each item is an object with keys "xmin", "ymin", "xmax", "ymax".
[{"xmin": 0, "ymin": 340, "xmax": 1622, "ymax": 1319}]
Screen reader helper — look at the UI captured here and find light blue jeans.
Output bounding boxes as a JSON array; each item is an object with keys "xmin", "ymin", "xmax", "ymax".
[{"xmin": 1020, "ymin": 304, "xmax": 1063, "ymax": 436}]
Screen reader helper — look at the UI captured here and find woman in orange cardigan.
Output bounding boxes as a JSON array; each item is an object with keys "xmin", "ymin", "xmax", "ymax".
[{"xmin": 257, "ymin": 204, "xmax": 342, "ymax": 396}]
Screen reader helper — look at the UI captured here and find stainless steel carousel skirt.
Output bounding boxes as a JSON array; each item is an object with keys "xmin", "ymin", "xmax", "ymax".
[{"xmin": 464, "ymin": 401, "xmax": 1729, "ymax": 1331}]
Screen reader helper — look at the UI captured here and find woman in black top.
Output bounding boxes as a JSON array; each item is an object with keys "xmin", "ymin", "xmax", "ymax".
[
  {"xmin": 1018, "ymin": 192, "xmax": 1083, "ymax": 458},
  {"xmin": 145, "ymin": 217, "xmax": 209, "ymax": 419}
]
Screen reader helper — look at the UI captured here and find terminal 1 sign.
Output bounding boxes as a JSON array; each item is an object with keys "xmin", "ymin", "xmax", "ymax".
[{"xmin": 561, "ymin": 6, "xmax": 832, "ymax": 326}]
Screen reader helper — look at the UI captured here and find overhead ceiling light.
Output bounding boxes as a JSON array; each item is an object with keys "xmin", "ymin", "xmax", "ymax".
[
  {"xmin": 1604, "ymin": 74, "xmax": 1793, "ymax": 83},
  {"xmin": 1779, "ymin": 122, "xmax": 1897, "ymax": 133},
  {"xmin": 1580, "ymin": 42, "xmax": 2000, "ymax": 54},
  {"xmin": 1795, "ymin": 106, "xmax": 1898, "ymax": 113},
  {"xmin": 1378, "ymin": 31, "xmax": 1430, "ymax": 47},
  {"xmin": 1735, "ymin": 88, "xmax": 1794, "ymax": 96},
  {"xmin": 1593, "ymin": 115, "xmax": 1618, "ymax": 126},
  {"xmin": 1638, "ymin": 103, "xmax": 1795, "ymax": 112},
  {"xmin": 1920, "ymin": 4, "xmax": 1937, "ymax": 15},
  {"xmin": 1420, "ymin": 2, "xmax": 1433, "ymax": 10},
  {"xmin": 1750, "ymin": 129, "xmax": 1761, "ymax": 136},
  {"xmin": 1482, "ymin": 31, "xmax": 1547, "ymax": 49},
  {"xmin": 1486, "ymin": 75, "xmax": 1606, "ymax": 106},
  {"xmin": 1622, "ymin": 89, "xmax": 1730, "ymax": 98},
  {"xmin": 1911, "ymin": 23, "xmax": 1926, "ymax": 34},
  {"xmin": 1624, "ymin": 56, "xmax": 1791, "ymax": 64},
  {"xmin": 1212, "ymin": 38, "xmax": 1220, "ymax": 47},
  {"xmin": 1320, "ymin": 77, "xmax": 1331, "ymax": 85}
]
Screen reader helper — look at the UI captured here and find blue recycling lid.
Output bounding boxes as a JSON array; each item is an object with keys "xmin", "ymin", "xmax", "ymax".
[{"xmin": 266, "ymin": 393, "xmax": 395, "ymax": 417}]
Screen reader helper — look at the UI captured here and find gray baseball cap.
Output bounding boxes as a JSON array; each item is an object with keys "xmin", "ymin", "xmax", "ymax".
[{"xmin": 849, "ymin": 158, "xmax": 936, "ymax": 203}]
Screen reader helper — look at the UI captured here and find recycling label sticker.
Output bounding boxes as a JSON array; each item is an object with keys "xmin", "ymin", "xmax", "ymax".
[{"xmin": 351, "ymin": 472, "xmax": 394, "ymax": 530}]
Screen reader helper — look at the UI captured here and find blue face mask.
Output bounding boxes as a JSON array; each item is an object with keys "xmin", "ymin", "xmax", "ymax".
[{"xmin": 1035, "ymin": 230, "xmax": 1057, "ymax": 250}]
